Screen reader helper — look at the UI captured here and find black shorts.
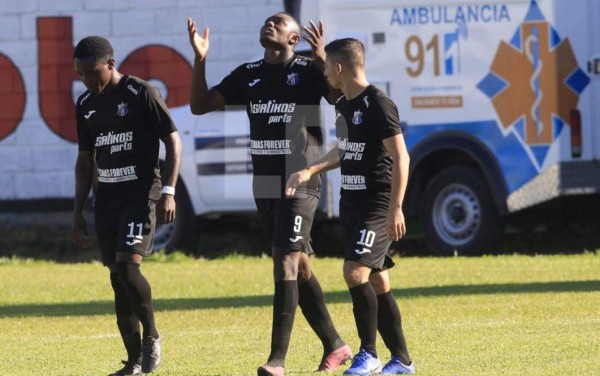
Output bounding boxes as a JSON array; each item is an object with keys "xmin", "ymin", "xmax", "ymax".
[
  {"xmin": 340, "ymin": 201, "xmax": 395, "ymax": 271},
  {"xmin": 255, "ymin": 194, "xmax": 318, "ymax": 254},
  {"xmin": 94, "ymin": 197, "xmax": 157, "ymax": 266}
]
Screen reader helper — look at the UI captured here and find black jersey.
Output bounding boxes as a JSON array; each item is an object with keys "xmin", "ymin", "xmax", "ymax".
[
  {"xmin": 214, "ymin": 54, "xmax": 329, "ymax": 197},
  {"xmin": 335, "ymin": 85, "xmax": 402, "ymax": 206},
  {"xmin": 76, "ymin": 75, "xmax": 177, "ymax": 201}
]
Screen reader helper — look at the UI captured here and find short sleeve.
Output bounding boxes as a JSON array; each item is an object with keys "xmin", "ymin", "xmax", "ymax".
[
  {"xmin": 142, "ymin": 85, "xmax": 177, "ymax": 138},
  {"xmin": 372, "ymin": 95, "xmax": 402, "ymax": 140},
  {"xmin": 308, "ymin": 61, "xmax": 330, "ymax": 100},
  {"xmin": 213, "ymin": 65, "xmax": 245, "ymax": 105},
  {"xmin": 76, "ymin": 106, "xmax": 94, "ymax": 151}
]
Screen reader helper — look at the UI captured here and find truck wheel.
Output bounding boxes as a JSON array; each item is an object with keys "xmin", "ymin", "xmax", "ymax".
[
  {"xmin": 153, "ymin": 183, "xmax": 195, "ymax": 254},
  {"xmin": 420, "ymin": 166, "xmax": 504, "ymax": 255}
]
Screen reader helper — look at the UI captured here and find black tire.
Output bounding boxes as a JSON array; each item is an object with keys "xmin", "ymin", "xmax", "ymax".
[
  {"xmin": 420, "ymin": 166, "xmax": 504, "ymax": 255},
  {"xmin": 153, "ymin": 183, "xmax": 195, "ymax": 254}
]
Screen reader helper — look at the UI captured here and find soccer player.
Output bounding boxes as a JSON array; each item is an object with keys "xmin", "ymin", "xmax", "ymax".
[
  {"xmin": 285, "ymin": 38, "xmax": 416, "ymax": 375},
  {"xmin": 187, "ymin": 12, "xmax": 351, "ymax": 376},
  {"xmin": 72, "ymin": 36, "xmax": 182, "ymax": 376}
]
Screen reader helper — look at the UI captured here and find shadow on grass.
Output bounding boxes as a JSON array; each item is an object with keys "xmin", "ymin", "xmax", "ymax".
[{"xmin": 1, "ymin": 280, "xmax": 598, "ymax": 318}]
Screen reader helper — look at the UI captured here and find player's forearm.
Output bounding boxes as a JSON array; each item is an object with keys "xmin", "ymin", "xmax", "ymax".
[
  {"xmin": 307, "ymin": 145, "xmax": 341, "ymax": 176},
  {"xmin": 73, "ymin": 158, "xmax": 93, "ymax": 215},
  {"xmin": 161, "ymin": 132, "xmax": 182, "ymax": 188},
  {"xmin": 390, "ymin": 155, "xmax": 410, "ymax": 209},
  {"xmin": 190, "ymin": 57, "xmax": 210, "ymax": 114}
]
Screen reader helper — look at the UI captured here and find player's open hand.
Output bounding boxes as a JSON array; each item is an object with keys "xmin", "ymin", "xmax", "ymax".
[
  {"xmin": 187, "ymin": 17, "xmax": 210, "ymax": 60},
  {"xmin": 386, "ymin": 206, "xmax": 406, "ymax": 241},
  {"xmin": 285, "ymin": 169, "xmax": 312, "ymax": 197},
  {"xmin": 303, "ymin": 20, "xmax": 326, "ymax": 63},
  {"xmin": 158, "ymin": 195, "xmax": 177, "ymax": 224},
  {"xmin": 72, "ymin": 214, "xmax": 88, "ymax": 249}
]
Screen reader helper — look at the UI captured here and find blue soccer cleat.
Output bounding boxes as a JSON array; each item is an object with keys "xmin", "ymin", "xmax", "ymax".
[
  {"xmin": 381, "ymin": 356, "xmax": 416, "ymax": 374},
  {"xmin": 343, "ymin": 348, "xmax": 382, "ymax": 375}
]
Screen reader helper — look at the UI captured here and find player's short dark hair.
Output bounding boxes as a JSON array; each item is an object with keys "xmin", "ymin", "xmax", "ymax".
[
  {"xmin": 325, "ymin": 38, "xmax": 365, "ymax": 70},
  {"xmin": 73, "ymin": 36, "xmax": 114, "ymax": 61},
  {"xmin": 276, "ymin": 11, "xmax": 301, "ymax": 35}
]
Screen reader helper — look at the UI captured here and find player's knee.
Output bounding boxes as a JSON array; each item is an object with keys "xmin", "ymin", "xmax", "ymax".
[
  {"xmin": 343, "ymin": 261, "xmax": 369, "ymax": 287},
  {"xmin": 273, "ymin": 253, "xmax": 299, "ymax": 281},
  {"xmin": 369, "ymin": 275, "xmax": 390, "ymax": 294}
]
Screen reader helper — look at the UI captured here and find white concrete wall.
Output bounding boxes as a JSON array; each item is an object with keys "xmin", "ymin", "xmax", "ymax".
[{"xmin": 0, "ymin": 0, "xmax": 285, "ymax": 201}]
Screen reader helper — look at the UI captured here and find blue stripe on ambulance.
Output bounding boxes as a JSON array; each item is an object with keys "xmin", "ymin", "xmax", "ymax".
[{"xmin": 404, "ymin": 120, "xmax": 538, "ymax": 194}]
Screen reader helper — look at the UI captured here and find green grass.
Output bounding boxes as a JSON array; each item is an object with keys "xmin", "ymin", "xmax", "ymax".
[{"xmin": 0, "ymin": 253, "xmax": 599, "ymax": 375}]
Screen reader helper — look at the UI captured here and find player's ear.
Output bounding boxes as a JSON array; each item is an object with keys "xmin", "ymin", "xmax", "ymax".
[
  {"xmin": 106, "ymin": 58, "xmax": 115, "ymax": 70},
  {"xmin": 289, "ymin": 32, "xmax": 300, "ymax": 45},
  {"xmin": 335, "ymin": 62, "xmax": 343, "ymax": 74}
]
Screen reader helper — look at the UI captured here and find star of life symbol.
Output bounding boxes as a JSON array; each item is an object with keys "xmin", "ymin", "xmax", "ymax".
[
  {"xmin": 286, "ymin": 72, "xmax": 299, "ymax": 86},
  {"xmin": 352, "ymin": 110, "xmax": 363, "ymax": 125},
  {"xmin": 477, "ymin": 0, "xmax": 589, "ymax": 169},
  {"xmin": 117, "ymin": 102, "xmax": 128, "ymax": 117}
]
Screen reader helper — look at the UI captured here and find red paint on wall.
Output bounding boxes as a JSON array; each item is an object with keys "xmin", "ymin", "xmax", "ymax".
[
  {"xmin": 37, "ymin": 17, "xmax": 79, "ymax": 142},
  {"xmin": 0, "ymin": 53, "xmax": 26, "ymax": 140},
  {"xmin": 120, "ymin": 45, "xmax": 193, "ymax": 107}
]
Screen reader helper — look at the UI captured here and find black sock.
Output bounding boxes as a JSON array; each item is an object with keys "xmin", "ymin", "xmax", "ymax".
[
  {"xmin": 298, "ymin": 274, "xmax": 345, "ymax": 353},
  {"xmin": 267, "ymin": 280, "xmax": 298, "ymax": 367},
  {"xmin": 349, "ymin": 282, "xmax": 378, "ymax": 357},
  {"xmin": 377, "ymin": 291, "xmax": 411, "ymax": 364},
  {"xmin": 116, "ymin": 262, "xmax": 159, "ymax": 338},
  {"xmin": 110, "ymin": 273, "xmax": 141, "ymax": 361}
]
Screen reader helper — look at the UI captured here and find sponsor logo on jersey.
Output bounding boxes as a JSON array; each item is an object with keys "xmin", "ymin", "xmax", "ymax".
[
  {"xmin": 127, "ymin": 84, "xmax": 139, "ymax": 95},
  {"xmin": 79, "ymin": 92, "xmax": 91, "ymax": 106},
  {"xmin": 338, "ymin": 138, "xmax": 365, "ymax": 160},
  {"xmin": 352, "ymin": 109, "xmax": 363, "ymax": 125},
  {"xmin": 95, "ymin": 131, "xmax": 134, "ymax": 154},
  {"xmin": 250, "ymin": 139, "xmax": 292, "ymax": 155},
  {"xmin": 97, "ymin": 165, "xmax": 138, "ymax": 183},
  {"xmin": 294, "ymin": 58, "xmax": 308, "ymax": 66},
  {"xmin": 250, "ymin": 100, "xmax": 296, "ymax": 114},
  {"xmin": 250, "ymin": 100, "xmax": 296, "ymax": 124},
  {"xmin": 117, "ymin": 102, "xmax": 128, "ymax": 117},
  {"xmin": 83, "ymin": 110, "xmax": 96, "ymax": 119},
  {"xmin": 286, "ymin": 72, "xmax": 299, "ymax": 86},
  {"xmin": 248, "ymin": 78, "xmax": 261, "ymax": 87},
  {"xmin": 341, "ymin": 174, "xmax": 367, "ymax": 190},
  {"xmin": 246, "ymin": 62, "xmax": 262, "ymax": 69}
]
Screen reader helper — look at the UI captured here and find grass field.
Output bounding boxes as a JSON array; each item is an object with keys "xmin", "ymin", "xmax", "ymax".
[{"xmin": 0, "ymin": 252, "xmax": 598, "ymax": 375}]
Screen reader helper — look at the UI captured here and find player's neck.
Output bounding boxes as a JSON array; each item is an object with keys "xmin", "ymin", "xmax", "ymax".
[
  {"xmin": 342, "ymin": 76, "xmax": 370, "ymax": 101},
  {"xmin": 101, "ymin": 71, "xmax": 124, "ymax": 94},
  {"xmin": 263, "ymin": 47, "xmax": 295, "ymax": 64}
]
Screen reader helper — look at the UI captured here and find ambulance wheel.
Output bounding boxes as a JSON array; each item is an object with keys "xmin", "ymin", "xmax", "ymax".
[
  {"xmin": 420, "ymin": 166, "xmax": 504, "ymax": 255},
  {"xmin": 153, "ymin": 183, "xmax": 195, "ymax": 254}
]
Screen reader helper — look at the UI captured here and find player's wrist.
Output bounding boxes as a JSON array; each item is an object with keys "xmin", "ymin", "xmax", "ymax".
[{"xmin": 161, "ymin": 185, "xmax": 176, "ymax": 196}]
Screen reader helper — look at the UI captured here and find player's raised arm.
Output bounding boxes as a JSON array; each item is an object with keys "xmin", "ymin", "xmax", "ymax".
[
  {"xmin": 382, "ymin": 134, "xmax": 410, "ymax": 241},
  {"xmin": 187, "ymin": 18, "xmax": 226, "ymax": 114}
]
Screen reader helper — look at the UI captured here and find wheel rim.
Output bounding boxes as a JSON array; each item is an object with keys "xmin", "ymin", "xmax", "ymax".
[
  {"xmin": 432, "ymin": 183, "xmax": 481, "ymax": 247},
  {"xmin": 153, "ymin": 222, "xmax": 176, "ymax": 250}
]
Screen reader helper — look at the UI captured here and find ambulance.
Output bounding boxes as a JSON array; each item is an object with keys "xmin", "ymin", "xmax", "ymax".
[{"xmin": 174, "ymin": 0, "xmax": 600, "ymax": 254}]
